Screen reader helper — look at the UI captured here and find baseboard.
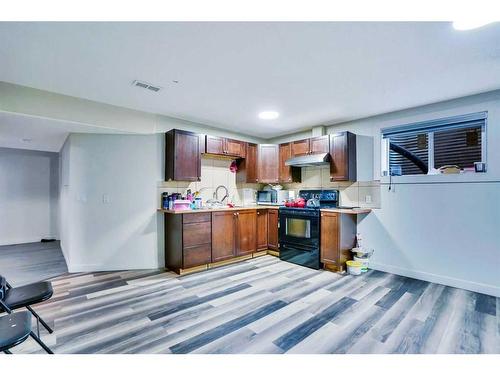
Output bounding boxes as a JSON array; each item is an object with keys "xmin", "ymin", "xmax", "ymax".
[
  {"xmin": 369, "ymin": 261, "xmax": 500, "ymax": 298},
  {"xmin": 0, "ymin": 237, "xmax": 58, "ymax": 246}
]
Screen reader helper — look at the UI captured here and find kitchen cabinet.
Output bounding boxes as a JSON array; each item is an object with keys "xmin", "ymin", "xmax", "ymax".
[
  {"xmin": 279, "ymin": 143, "xmax": 301, "ymax": 183},
  {"xmin": 256, "ymin": 209, "xmax": 268, "ymax": 251},
  {"xmin": 165, "ymin": 129, "xmax": 202, "ymax": 182},
  {"xmin": 310, "ymin": 135, "xmax": 330, "ymax": 154},
  {"xmin": 291, "ymin": 138, "xmax": 310, "ymax": 156},
  {"xmin": 164, "ymin": 212, "xmax": 212, "ymax": 272},
  {"xmin": 236, "ymin": 143, "xmax": 258, "ymax": 183},
  {"xmin": 212, "ymin": 209, "xmax": 257, "ymax": 261},
  {"xmin": 258, "ymin": 144, "xmax": 279, "ymax": 183},
  {"xmin": 291, "ymin": 135, "xmax": 329, "ymax": 157},
  {"xmin": 212, "ymin": 211, "xmax": 236, "ymax": 262},
  {"xmin": 205, "ymin": 135, "xmax": 246, "ymax": 158},
  {"xmin": 330, "ymin": 131, "xmax": 356, "ymax": 182},
  {"xmin": 267, "ymin": 209, "xmax": 279, "ymax": 251},
  {"xmin": 236, "ymin": 210, "xmax": 257, "ymax": 256},
  {"xmin": 320, "ymin": 211, "xmax": 356, "ymax": 272}
]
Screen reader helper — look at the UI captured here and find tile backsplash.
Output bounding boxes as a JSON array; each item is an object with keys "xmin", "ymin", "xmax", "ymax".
[
  {"xmin": 282, "ymin": 166, "xmax": 381, "ymax": 209},
  {"xmin": 158, "ymin": 161, "xmax": 380, "ymax": 209},
  {"xmin": 158, "ymin": 157, "xmax": 261, "ymax": 207}
]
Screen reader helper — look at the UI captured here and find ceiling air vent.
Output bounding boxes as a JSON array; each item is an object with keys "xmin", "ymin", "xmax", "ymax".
[{"xmin": 132, "ymin": 80, "xmax": 162, "ymax": 92}]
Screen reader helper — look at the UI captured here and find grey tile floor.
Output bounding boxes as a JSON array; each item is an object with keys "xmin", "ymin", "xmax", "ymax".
[{"xmin": 3, "ymin": 249, "xmax": 498, "ymax": 354}]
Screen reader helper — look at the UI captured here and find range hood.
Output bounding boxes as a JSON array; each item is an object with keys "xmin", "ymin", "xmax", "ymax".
[{"xmin": 285, "ymin": 153, "xmax": 331, "ymax": 167}]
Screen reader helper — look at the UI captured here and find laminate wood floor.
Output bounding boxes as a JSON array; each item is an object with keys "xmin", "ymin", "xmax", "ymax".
[
  {"xmin": 7, "ymin": 255, "xmax": 500, "ymax": 354},
  {"xmin": 0, "ymin": 241, "xmax": 67, "ymax": 285}
]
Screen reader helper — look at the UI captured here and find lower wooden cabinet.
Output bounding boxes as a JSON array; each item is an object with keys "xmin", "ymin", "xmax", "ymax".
[
  {"xmin": 256, "ymin": 209, "xmax": 269, "ymax": 251},
  {"xmin": 267, "ymin": 209, "xmax": 279, "ymax": 251},
  {"xmin": 212, "ymin": 210, "xmax": 257, "ymax": 260},
  {"xmin": 165, "ymin": 212, "xmax": 212, "ymax": 271},
  {"xmin": 320, "ymin": 211, "xmax": 356, "ymax": 271},
  {"xmin": 236, "ymin": 210, "xmax": 257, "ymax": 256},
  {"xmin": 164, "ymin": 209, "xmax": 278, "ymax": 274},
  {"xmin": 211, "ymin": 211, "xmax": 236, "ymax": 262}
]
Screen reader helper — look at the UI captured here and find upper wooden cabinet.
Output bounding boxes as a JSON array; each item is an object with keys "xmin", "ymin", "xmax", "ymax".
[
  {"xmin": 258, "ymin": 144, "xmax": 279, "ymax": 184},
  {"xmin": 165, "ymin": 129, "xmax": 201, "ymax": 182},
  {"xmin": 205, "ymin": 135, "xmax": 246, "ymax": 158},
  {"xmin": 310, "ymin": 135, "xmax": 330, "ymax": 154},
  {"xmin": 206, "ymin": 135, "xmax": 225, "ymax": 155},
  {"xmin": 236, "ymin": 143, "xmax": 258, "ymax": 183},
  {"xmin": 291, "ymin": 138, "xmax": 310, "ymax": 156},
  {"xmin": 330, "ymin": 132, "xmax": 356, "ymax": 182},
  {"xmin": 279, "ymin": 143, "xmax": 301, "ymax": 183},
  {"xmin": 291, "ymin": 135, "xmax": 329, "ymax": 156}
]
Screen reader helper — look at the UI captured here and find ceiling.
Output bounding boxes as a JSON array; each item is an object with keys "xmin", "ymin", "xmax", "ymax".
[
  {"xmin": 0, "ymin": 112, "xmax": 122, "ymax": 152},
  {"xmin": 1, "ymin": 22, "xmax": 500, "ymax": 138}
]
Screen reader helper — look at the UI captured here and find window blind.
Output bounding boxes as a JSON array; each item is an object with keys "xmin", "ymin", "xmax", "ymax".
[{"xmin": 382, "ymin": 112, "xmax": 487, "ymax": 138}]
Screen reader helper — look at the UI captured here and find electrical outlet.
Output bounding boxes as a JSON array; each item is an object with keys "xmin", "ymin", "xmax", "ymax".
[
  {"xmin": 365, "ymin": 195, "xmax": 372, "ymax": 204},
  {"xmin": 102, "ymin": 194, "xmax": 110, "ymax": 204}
]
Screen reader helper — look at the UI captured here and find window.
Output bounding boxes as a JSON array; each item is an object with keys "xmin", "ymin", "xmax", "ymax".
[{"xmin": 381, "ymin": 112, "xmax": 486, "ymax": 176}]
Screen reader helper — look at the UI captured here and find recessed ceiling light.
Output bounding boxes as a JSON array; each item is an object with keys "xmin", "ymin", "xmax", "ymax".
[
  {"xmin": 258, "ymin": 111, "xmax": 280, "ymax": 120},
  {"xmin": 453, "ymin": 20, "xmax": 495, "ymax": 31}
]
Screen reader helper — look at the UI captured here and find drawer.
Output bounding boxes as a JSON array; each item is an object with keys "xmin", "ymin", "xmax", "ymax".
[
  {"xmin": 183, "ymin": 212, "xmax": 211, "ymax": 224},
  {"xmin": 183, "ymin": 221, "xmax": 211, "ymax": 247},
  {"xmin": 183, "ymin": 243, "xmax": 212, "ymax": 268}
]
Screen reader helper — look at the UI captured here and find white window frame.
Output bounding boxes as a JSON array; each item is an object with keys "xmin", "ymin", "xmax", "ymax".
[{"xmin": 380, "ymin": 112, "xmax": 487, "ymax": 177}]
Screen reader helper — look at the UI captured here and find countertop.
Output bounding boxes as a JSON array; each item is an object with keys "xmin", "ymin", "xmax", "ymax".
[
  {"xmin": 157, "ymin": 205, "xmax": 279, "ymax": 214},
  {"xmin": 158, "ymin": 206, "xmax": 372, "ymax": 215},
  {"xmin": 319, "ymin": 208, "xmax": 372, "ymax": 215}
]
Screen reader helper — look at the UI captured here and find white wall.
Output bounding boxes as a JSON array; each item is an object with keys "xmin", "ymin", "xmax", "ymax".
[
  {"xmin": 274, "ymin": 90, "xmax": 500, "ymax": 297},
  {"xmin": 60, "ymin": 133, "xmax": 162, "ymax": 272},
  {"xmin": 0, "ymin": 147, "xmax": 59, "ymax": 245}
]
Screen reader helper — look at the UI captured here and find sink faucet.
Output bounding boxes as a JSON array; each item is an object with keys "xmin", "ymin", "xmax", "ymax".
[{"xmin": 214, "ymin": 185, "xmax": 229, "ymax": 203}]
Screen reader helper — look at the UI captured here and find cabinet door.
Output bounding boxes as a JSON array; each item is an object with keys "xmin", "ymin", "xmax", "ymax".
[
  {"xmin": 236, "ymin": 210, "xmax": 257, "ymax": 256},
  {"xmin": 267, "ymin": 209, "xmax": 279, "ymax": 251},
  {"xmin": 310, "ymin": 135, "xmax": 330, "ymax": 154},
  {"xmin": 183, "ymin": 244, "xmax": 212, "ymax": 269},
  {"xmin": 257, "ymin": 144, "xmax": 279, "ymax": 183},
  {"xmin": 246, "ymin": 143, "xmax": 258, "ymax": 183},
  {"xmin": 165, "ymin": 129, "xmax": 201, "ymax": 181},
  {"xmin": 256, "ymin": 209, "xmax": 268, "ymax": 251},
  {"xmin": 291, "ymin": 139, "xmax": 310, "ymax": 156},
  {"xmin": 320, "ymin": 211, "xmax": 339, "ymax": 265},
  {"xmin": 212, "ymin": 211, "xmax": 235, "ymax": 262},
  {"xmin": 225, "ymin": 139, "xmax": 246, "ymax": 158},
  {"xmin": 279, "ymin": 143, "xmax": 292, "ymax": 183},
  {"xmin": 236, "ymin": 143, "xmax": 258, "ymax": 183},
  {"xmin": 330, "ymin": 132, "xmax": 356, "ymax": 182},
  {"xmin": 206, "ymin": 135, "xmax": 225, "ymax": 155}
]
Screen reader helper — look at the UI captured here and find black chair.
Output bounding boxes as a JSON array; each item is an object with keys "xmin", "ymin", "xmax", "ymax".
[
  {"xmin": 0, "ymin": 311, "xmax": 53, "ymax": 354},
  {"xmin": 0, "ymin": 275, "xmax": 54, "ymax": 335}
]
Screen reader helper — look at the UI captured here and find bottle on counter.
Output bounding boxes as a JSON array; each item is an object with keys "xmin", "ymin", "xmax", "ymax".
[{"xmin": 162, "ymin": 192, "xmax": 169, "ymax": 209}]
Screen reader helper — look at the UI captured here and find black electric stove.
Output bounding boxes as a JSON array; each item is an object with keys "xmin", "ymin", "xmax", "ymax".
[{"xmin": 279, "ymin": 190, "xmax": 339, "ymax": 269}]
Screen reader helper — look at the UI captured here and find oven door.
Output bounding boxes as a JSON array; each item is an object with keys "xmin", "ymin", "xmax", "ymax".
[
  {"xmin": 279, "ymin": 209, "xmax": 321, "ymax": 269},
  {"xmin": 279, "ymin": 209, "xmax": 319, "ymax": 248}
]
